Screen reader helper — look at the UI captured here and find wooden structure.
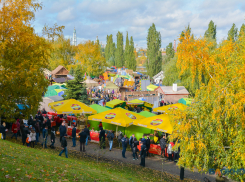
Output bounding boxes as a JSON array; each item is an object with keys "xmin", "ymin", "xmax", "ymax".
[
  {"xmin": 156, "ymin": 85, "xmax": 189, "ymax": 104},
  {"xmin": 51, "ymin": 65, "xmax": 69, "ymax": 78},
  {"xmin": 121, "ymin": 91, "xmax": 158, "ymax": 106}
]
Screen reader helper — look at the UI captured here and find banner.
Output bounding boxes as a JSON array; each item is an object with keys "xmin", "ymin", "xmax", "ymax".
[{"xmin": 137, "ymin": 143, "xmax": 162, "ymax": 155}]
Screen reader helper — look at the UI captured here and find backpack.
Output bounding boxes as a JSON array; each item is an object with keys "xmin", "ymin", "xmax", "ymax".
[{"xmin": 26, "ymin": 137, "xmax": 30, "ymax": 143}]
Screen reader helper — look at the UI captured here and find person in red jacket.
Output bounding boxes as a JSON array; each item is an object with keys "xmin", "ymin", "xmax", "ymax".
[{"xmin": 11, "ymin": 122, "xmax": 18, "ymax": 140}]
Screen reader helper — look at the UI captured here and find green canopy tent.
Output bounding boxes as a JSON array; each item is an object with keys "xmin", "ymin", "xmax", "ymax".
[
  {"xmin": 106, "ymin": 99, "xmax": 126, "ymax": 109},
  {"xmin": 138, "ymin": 111, "xmax": 156, "ymax": 117},
  {"xmin": 90, "ymin": 104, "xmax": 110, "ymax": 113},
  {"xmin": 47, "ymin": 85, "xmax": 60, "ymax": 91},
  {"xmin": 178, "ymin": 98, "xmax": 192, "ymax": 106},
  {"xmin": 44, "ymin": 89, "xmax": 58, "ymax": 97}
]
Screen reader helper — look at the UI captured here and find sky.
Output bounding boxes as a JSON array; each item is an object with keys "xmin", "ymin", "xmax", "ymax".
[{"xmin": 33, "ymin": 0, "xmax": 245, "ymax": 48}]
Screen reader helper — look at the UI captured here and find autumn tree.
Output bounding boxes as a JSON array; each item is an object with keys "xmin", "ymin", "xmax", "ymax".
[
  {"xmin": 170, "ymin": 30, "xmax": 245, "ymax": 181},
  {"xmin": 227, "ymin": 23, "xmax": 238, "ymax": 42},
  {"xmin": 105, "ymin": 34, "xmax": 116, "ymax": 66},
  {"xmin": 64, "ymin": 65, "xmax": 89, "ymax": 104},
  {"xmin": 48, "ymin": 35, "xmax": 75, "ymax": 71},
  {"xmin": 0, "ymin": 0, "xmax": 54, "ymax": 120},
  {"xmin": 115, "ymin": 31, "xmax": 124, "ymax": 67},
  {"xmin": 146, "ymin": 23, "xmax": 162, "ymax": 77},
  {"xmin": 75, "ymin": 41, "xmax": 106, "ymax": 77},
  {"xmin": 204, "ymin": 20, "xmax": 216, "ymax": 40},
  {"xmin": 124, "ymin": 32, "xmax": 130, "ymax": 67}
]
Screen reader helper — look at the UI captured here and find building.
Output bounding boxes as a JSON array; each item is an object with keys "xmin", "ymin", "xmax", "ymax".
[
  {"xmin": 51, "ymin": 65, "xmax": 69, "ymax": 79},
  {"xmin": 156, "ymin": 84, "xmax": 189, "ymax": 104},
  {"xmin": 153, "ymin": 71, "xmax": 164, "ymax": 84}
]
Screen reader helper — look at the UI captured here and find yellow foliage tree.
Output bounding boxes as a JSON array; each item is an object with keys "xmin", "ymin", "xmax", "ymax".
[
  {"xmin": 0, "ymin": 0, "xmax": 54, "ymax": 120},
  {"xmin": 170, "ymin": 31, "xmax": 245, "ymax": 180},
  {"xmin": 75, "ymin": 41, "xmax": 107, "ymax": 77}
]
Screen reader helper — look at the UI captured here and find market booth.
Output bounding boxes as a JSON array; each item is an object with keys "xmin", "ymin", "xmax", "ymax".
[
  {"xmin": 126, "ymin": 99, "xmax": 153, "ymax": 112},
  {"xmin": 48, "ymin": 99, "xmax": 97, "ymax": 135},
  {"xmin": 88, "ymin": 107, "xmax": 149, "ymax": 140},
  {"xmin": 178, "ymin": 98, "xmax": 192, "ymax": 106},
  {"xmin": 133, "ymin": 114, "xmax": 173, "ymax": 156},
  {"xmin": 105, "ymin": 99, "xmax": 126, "ymax": 109},
  {"xmin": 153, "ymin": 103, "xmax": 187, "ymax": 113}
]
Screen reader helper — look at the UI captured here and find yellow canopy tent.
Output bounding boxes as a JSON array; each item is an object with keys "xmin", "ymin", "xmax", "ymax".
[
  {"xmin": 88, "ymin": 107, "xmax": 145, "ymax": 127},
  {"xmin": 146, "ymin": 84, "xmax": 158, "ymax": 91},
  {"xmin": 153, "ymin": 103, "xmax": 187, "ymax": 114},
  {"xmin": 133, "ymin": 114, "xmax": 173, "ymax": 133},
  {"xmin": 48, "ymin": 99, "xmax": 97, "ymax": 114},
  {"xmin": 127, "ymin": 99, "xmax": 144, "ymax": 105}
]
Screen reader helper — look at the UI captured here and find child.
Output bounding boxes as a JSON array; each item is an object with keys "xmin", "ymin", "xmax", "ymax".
[
  {"xmin": 50, "ymin": 127, "xmax": 55, "ymax": 149},
  {"xmin": 29, "ymin": 129, "xmax": 36, "ymax": 148}
]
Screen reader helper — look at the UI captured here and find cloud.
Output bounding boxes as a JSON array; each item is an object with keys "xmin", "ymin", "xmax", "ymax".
[{"xmin": 33, "ymin": 0, "xmax": 245, "ymax": 48}]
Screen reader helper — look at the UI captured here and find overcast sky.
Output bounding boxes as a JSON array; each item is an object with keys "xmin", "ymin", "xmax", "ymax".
[{"xmin": 33, "ymin": 0, "xmax": 245, "ymax": 48}]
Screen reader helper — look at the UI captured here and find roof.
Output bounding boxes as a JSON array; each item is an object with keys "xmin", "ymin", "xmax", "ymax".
[
  {"xmin": 47, "ymin": 96, "xmax": 64, "ymax": 102},
  {"xmin": 90, "ymin": 104, "xmax": 110, "ymax": 113},
  {"xmin": 138, "ymin": 111, "xmax": 156, "ymax": 118},
  {"xmin": 153, "ymin": 71, "xmax": 164, "ymax": 79},
  {"xmin": 53, "ymin": 77, "xmax": 71, "ymax": 83},
  {"xmin": 158, "ymin": 86, "xmax": 189, "ymax": 95},
  {"xmin": 51, "ymin": 65, "xmax": 69, "ymax": 75}
]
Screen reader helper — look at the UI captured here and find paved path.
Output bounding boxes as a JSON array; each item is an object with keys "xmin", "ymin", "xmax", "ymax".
[
  {"xmin": 40, "ymin": 135, "xmax": 217, "ymax": 182},
  {"xmin": 7, "ymin": 132, "xmax": 224, "ymax": 182}
]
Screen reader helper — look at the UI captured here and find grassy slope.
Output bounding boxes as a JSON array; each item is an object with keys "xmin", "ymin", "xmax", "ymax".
[{"xmin": 0, "ymin": 139, "xmax": 192, "ymax": 182}]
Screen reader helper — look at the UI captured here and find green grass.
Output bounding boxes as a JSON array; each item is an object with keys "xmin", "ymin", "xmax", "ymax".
[{"xmin": 0, "ymin": 139, "xmax": 195, "ymax": 182}]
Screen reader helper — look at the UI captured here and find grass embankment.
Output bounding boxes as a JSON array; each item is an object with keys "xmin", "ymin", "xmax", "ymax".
[{"xmin": 0, "ymin": 139, "xmax": 193, "ymax": 182}]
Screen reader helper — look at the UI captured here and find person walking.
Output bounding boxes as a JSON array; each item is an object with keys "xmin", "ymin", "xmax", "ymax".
[
  {"xmin": 16, "ymin": 119, "xmax": 21, "ymax": 137},
  {"xmin": 129, "ymin": 134, "xmax": 135, "ymax": 153},
  {"xmin": 146, "ymin": 135, "xmax": 151, "ymax": 157},
  {"xmin": 59, "ymin": 134, "xmax": 68, "ymax": 158},
  {"xmin": 59, "ymin": 121, "xmax": 67, "ymax": 142},
  {"xmin": 71, "ymin": 125, "xmax": 76, "ymax": 147},
  {"xmin": 159, "ymin": 135, "xmax": 166, "ymax": 158},
  {"xmin": 29, "ymin": 129, "xmax": 36, "ymax": 148},
  {"xmin": 11, "ymin": 122, "xmax": 18, "ymax": 140},
  {"xmin": 167, "ymin": 143, "xmax": 173, "ymax": 161},
  {"xmin": 121, "ymin": 135, "xmax": 127, "ymax": 158},
  {"xmin": 99, "ymin": 127, "xmax": 105, "ymax": 149},
  {"xmin": 132, "ymin": 138, "xmax": 139, "ymax": 160},
  {"xmin": 22, "ymin": 124, "xmax": 30, "ymax": 145},
  {"xmin": 84, "ymin": 125, "xmax": 90, "ymax": 146},
  {"xmin": 107, "ymin": 130, "xmax": 114, "ymax": 151},
  {"xmin": 139, "ymin": 141, "xmax": 147, "ymax": 167},
  {"xmin": 0, "ymin": 122, "xmax": 6, "ymax": 140},
  {"xmin": 50, "ymin": 127, "xmax": 56, "ymax": 149},
  {"xmin": 79, "ymin": 129, "xmax": 87, "ymax": 152},
  {"xmin": 35, "ymin": 122, "xmax": 40, "ymax": 144},
  {"xmin": 42, "ymin": 126, "xmax": 48, "ymax": 148}
]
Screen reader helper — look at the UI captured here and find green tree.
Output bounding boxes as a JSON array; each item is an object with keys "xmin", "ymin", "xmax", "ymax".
[
  {"xmin": 69, "ymin": 67, "xmax": 75, "ymax": 76},
  {"xmin": 128, "ymin": 36, "xmax": 136, "ymax": 70},
  {"xmin": 124, "ymin": 32, "xmax": 130, "ymax": 68},
  {"xmin": 204, "ymin": 20, "xmax": 216, "ymax": 40},
  {"xmin": 64, "ymin": 65, "xmax": 89, "ymax": 104},
  {"xmin": 146, "ymin": 23, "xmax": 162, "ymax": 77},
  {"xmin": 105, "ymin": 34, "xmax": 116, "ymax": 66},
  {"xmin": 238, "ymin": 23, "xmax": 245, "ymax": 37},
  {"xmin": 227, "ymin": 23, "xmax": 238, "ymax": 42},
  {"xmin": 165, "ymin": 42, "xmax": 175, "ymax": 63},
  {"xmin": 115, "ymin": 31, "xmax": 124, "ymax": 67}
]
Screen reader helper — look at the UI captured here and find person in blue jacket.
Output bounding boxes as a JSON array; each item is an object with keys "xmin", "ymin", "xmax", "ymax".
[
  {"xmin": 121, "ymin": 135, "xmax": 127, "ymax": 158},
  {"xmin": 139, "ymin": 140, "xmax": 147, "ymax": 167},
  {"xmin": 59, "ymin": 121, "xmax": 67, "ymax": 142},
  {"xmin": 71, "ymin": 125, "xmax": 76, "ymax": 147}
]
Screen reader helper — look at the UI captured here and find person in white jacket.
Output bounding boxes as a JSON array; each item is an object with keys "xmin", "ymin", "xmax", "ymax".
[
  {"xmin": 29, "ymin": 129, "xmax": 36, "ymax": 148},
  {"xmin": 167, "ymin": 144, "xmax": 172, "ymax": 161}
]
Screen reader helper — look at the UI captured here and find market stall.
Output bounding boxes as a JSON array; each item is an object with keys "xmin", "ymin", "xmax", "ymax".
[
  {"xmin": 126, "ymin": 99, "xmax": 153, "ymax": 112},
  {"xmin": 153, "ymin": 103, "xmax": 187, "ymax": 113},
  {"xmin": 90, "ymin": 104, "xmax": 110, "ymax": 113},
  {"xmin": 178, "ymin": 98, "xmax": 192, "ymax": 106},
  {"xmin": 105, "ymin": 99, "xmax": 126, "ymax": 109}
]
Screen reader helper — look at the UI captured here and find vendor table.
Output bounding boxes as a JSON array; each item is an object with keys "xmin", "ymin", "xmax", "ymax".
[{"xmin": 137, "ymin": 143, "xmax": 170, "ymax": 157}]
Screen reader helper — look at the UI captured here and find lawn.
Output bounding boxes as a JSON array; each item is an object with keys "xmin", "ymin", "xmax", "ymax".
[{"xmin": 0, "ymin": 139, "xmax": 194, "ymax": 182}]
